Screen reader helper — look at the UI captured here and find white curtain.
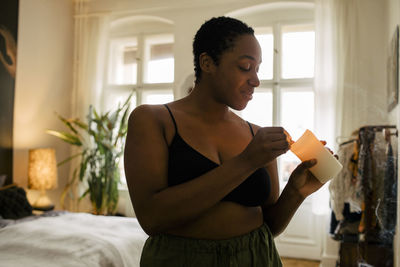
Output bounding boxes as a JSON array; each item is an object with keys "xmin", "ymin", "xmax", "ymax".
[
  {"xmin": 72, "ymin": 2, "xmax": 110, "ymax": 120},
  {"xmin": 313, "ymin": 0, "xmax": 388, "ymax": 215},
  {"xmin": 332, "ymin": 0, "xmax": 388, "ymax": 139},
  {"xmin": 314, "ymin": 0, "xmax": 337, "ymax": 148},
  {"xmin": 313, "ymin": 0, "xmax": 338, "ymax": 215},
  {"xmin": 333, "ymin": 0, "xmax": 365, "ymax": 139},
  {"xmin": 67, "ymin": 1, "xmax": 110, "ymax": 211}
]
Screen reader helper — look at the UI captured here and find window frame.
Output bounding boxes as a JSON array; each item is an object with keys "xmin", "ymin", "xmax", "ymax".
[
  {"xmin": 239, "ymin": 20, "xmax": 315, "ymax": 185},
  {"xmin": 254, "ymin": 21, "xmax": 315, "ymax": 127},
  {"xmin": 103, "ymin": 31, "xmax": 175, "ymax": 111}
]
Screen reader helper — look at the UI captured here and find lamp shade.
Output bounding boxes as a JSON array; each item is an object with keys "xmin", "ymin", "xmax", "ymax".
[{"xmin": 28, "ymin": 148, "xmax": 58, "ymax": 190}]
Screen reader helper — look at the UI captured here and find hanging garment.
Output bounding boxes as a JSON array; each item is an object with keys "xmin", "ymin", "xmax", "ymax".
[
  {"xmin": 379, "ymin": 133, "xmax": 398, "ymax": 245},
  {"xmin": 329, "ymin": 141, "xmax": 361, "ymax": 221},
  {"xmin": 358, "ymin": 128, "xmax": 388, "ymax": 237},
  {"xmin": 357, "ymin": 128, "xmax": 376, "ymax": 234}
]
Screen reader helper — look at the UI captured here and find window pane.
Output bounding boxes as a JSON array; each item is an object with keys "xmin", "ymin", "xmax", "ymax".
[
  {"xmin": 281, "ymin": 24, "xmax": 315, "ymax": 79},
  {"xmin": 145, "ymin": 36, "xmax": 174, "ymax": 84},
  {"xmin": 241, "ymin": 90, "xmax": 273, "ymax": 127},
  {"xmin": 255, "ymin": 28, "xmax": 273, "ymax": 80},
  {"xmin": 109, "ymin": 38, "xmax": 138, "ymax": 85},
  {"xmin": 147, "ymin": 58, "xmax": 174, "ymax": 83},
  {"xmin": 142, "ymin": 91, "xmax": 174, "ymax": 104},
  {"xmin": 279, "ymin": 89, "xmax": 314, "ymax": 182},
  {"xmin": 121, "ymin": 46, "xmax": 137, "ymax": 84},
  {"xmin": 281, "ymin": 90, "xmax": 314, "ymax": 139},
  {"xmin": 103, "ymin": 90, "xmax": 136, "ymax": 114}
]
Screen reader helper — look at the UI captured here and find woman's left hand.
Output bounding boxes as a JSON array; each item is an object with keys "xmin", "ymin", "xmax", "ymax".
[
  {"xmin": 287, "ymin": 141, "xmax": 336, "ymax": 198},
  {"xmin": 286, "ymin": 159, "xmax": 322, "ymax": 198}
]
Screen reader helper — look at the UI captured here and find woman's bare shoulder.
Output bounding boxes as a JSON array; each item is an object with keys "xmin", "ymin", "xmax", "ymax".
[
  {"xmin": 128, "ymin": 104, "xmax": 171, "ymax": 127},
  {"xmin": 127, "ymin": 103, "xmax": 177, "ymax": 143},
  {"xmin": 129, "ymin": 104, "xmax": 166, "ymax": 118}
]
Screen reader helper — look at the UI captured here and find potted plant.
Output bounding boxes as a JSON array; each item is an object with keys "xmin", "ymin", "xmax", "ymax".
[{"xmin": 47, "ymin": 95, "xmax": 132, "ymax": 215}]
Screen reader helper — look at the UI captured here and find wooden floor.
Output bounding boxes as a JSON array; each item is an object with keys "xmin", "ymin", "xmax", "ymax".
[{"xmin": 281, "ymin": 257, "xmax": 320, "ymax": 267}]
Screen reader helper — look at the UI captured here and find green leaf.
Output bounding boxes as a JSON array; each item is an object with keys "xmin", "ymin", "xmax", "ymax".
[
  {"xmin": 72, "ymin": 119, "xmax": 88, "ymax": 131},
  {"xmin": 57, "ymin": 152, "xmax": 82, "ymax": 167},
  {"xmin": 121, "ymin": 92, "xmax": 133, "ymax": 108},
  {"xmin": 93, "ymin": 106, "xmax": 101, "ymax": 120},
  {"xmin": 79, "ymin": 153, "xmax": 89, "ymax": 182},
  {"xmin": 56, "ymin": 114, "xmax": 79, "ymax": 134},
  {"xmin": 115, "ymin": 107, "xmax": 130, "ymax": 146},
  {"xmin": 46, "ymin": 130, "xmax": 82, "ymax": 146},
  {"xmin": 79, "ymin": 188, "xmax": 90, "ymax": 201}
]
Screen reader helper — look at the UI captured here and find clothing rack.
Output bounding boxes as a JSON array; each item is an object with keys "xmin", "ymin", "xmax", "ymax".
[
  {"xmin": 339, "ymin": 138, "xmax": 357, "ymax": 147},
  {"xmin": 358, "ymin": 125, "xmax": 397, "ymax": 134},
  {"xmin": 333, "ymin": 124, "xmax": 398, "ymax": 267},
  {"xmin": 338, "ymin": 125, "xmax": 398, "ymax": 147}
]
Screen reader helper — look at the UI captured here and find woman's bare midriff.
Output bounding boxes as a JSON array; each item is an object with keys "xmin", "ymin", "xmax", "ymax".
[{"xmin": 166, "ymin": 201, "xmax": 264, "ymax": 239}]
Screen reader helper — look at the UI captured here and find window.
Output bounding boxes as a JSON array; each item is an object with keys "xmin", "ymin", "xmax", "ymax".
[
  {"xmin": 144, "ymin": 35, "xmax": 174, "ymax": 83},
  {"xmin": 105, "ymin": 33, "xmax": 174, "ymax": 118},
  {"xmin": 256, "ymin": 27, "xmax": 274, "ymax": 80},
  {"xmin": 105, "ymin": 33, "xmax": 174, "ymax": 109},
  {"xmin": 142, "ymin": 90, "xmax": 174, "ymax": 104},
  {"xmin": 107, "ymin": 37, "xmax": 139, "ymax": 85},
  {"xmin": 281, "ymin": 25, "xmax": 315, "ymax": 79},
  {"xmin": 105, "ymin": 26, "xmax": 174, "ymax": 185},
  {"xmin": 239, "ymin": 23, "xmax": 315, "ymax": 183},
  {"xmin": 241, "ymin": 90, "xmax": 273, "ymax": 127}
]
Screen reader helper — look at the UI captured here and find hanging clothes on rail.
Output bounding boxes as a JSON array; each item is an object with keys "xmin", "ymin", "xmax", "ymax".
[
  {"xmin": 379, "ymin": 129, "xmax": 398, "ymax": 245},
  {"xmin": 329, "ymin": 125, "xmax": 398, "ymax": 244},
  {"xmin": 358, "ymin": 127, "xmax": 394, "ymax": 241},
  {"xmin": 330, "ymin": 125, "xmax": 397, "ymax": 267},
  {"xmin": 329, "ymin": 136, "xmax": 362, "ymax": 239},
  {"xmin": 329, "ymin": 140, "xmax": 361, "ymax": 221}
]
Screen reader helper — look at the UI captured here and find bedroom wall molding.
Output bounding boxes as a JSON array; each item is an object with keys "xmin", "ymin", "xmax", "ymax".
[{"xmin": 82, "ymin": 0, "xmax": 314, "ymax": 17}]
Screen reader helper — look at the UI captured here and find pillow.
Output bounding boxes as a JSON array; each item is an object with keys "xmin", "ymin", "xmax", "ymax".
[{"xmin": 0, "ymin": 185, "xmax": 33, "ymax": 219}]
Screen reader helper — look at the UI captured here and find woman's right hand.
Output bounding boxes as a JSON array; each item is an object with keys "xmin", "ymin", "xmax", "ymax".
[{"xmin": 241, "ymin": 127, "xmax": 290, "ymax": 168}]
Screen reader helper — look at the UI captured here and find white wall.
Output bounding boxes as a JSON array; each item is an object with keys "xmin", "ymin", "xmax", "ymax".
[{"xmin": 13, "ymin": 0, "xmax": 74, "ymax": 209}]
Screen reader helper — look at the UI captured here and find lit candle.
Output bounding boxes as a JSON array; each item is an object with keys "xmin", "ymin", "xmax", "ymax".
[{"xmin": 289, "ymin": 130, "xmax": 342, "ymax": 183}]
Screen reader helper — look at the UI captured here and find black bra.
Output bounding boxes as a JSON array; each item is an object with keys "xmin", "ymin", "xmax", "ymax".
[{"xmin": 164, "ymin": 104, "xmax": 270, "ymax": 207}]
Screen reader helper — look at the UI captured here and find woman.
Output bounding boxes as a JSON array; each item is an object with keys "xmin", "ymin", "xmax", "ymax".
[{"xmin": 124, "ymin": 16, "xmax": 326, "ymax": 267}]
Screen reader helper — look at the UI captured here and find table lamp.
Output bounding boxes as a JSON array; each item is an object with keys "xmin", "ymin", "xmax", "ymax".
[{"xmin": 28, "ymin": 148, "xmax": 58, "ymax": 209}]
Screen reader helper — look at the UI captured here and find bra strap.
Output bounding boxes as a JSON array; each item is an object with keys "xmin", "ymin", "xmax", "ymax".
[
  {"xmin": 164, "ymin": 104, "xmax": 178, "ymax": 133},
  {"xmin": 246, "ymin": 121, "xmax": 255, "ymax": 137}
]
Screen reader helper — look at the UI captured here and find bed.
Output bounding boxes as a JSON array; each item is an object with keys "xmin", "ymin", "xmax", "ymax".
[{"xmin": 0, "ymin": 185, "xmax": 148, "ymax": 267}]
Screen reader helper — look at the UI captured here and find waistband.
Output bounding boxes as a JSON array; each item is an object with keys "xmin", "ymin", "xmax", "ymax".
[{"xmin": 146, "ymin": 223, "xmax": 272, "ymax": 254}]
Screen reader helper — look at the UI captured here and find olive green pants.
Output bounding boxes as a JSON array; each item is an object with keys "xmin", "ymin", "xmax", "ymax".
[{"xmin": 140, "ymin": 223, "xmax": 282, "ymax": 267}]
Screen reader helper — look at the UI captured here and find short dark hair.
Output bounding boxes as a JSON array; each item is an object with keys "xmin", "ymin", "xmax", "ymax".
[{"xmin": 192, "ymin": 16, "xmax": 254, "ymax": 84}]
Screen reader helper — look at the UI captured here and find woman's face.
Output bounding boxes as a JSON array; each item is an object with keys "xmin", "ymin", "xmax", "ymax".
[{"xmin": 210, "ymin": 34, "xmax": 262, "ymax": 110}]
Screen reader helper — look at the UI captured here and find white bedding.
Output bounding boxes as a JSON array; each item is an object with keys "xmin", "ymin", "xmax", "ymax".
[{"xmin": 0, "ymin": 212, "xmax": 148, "ymax": 267}]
